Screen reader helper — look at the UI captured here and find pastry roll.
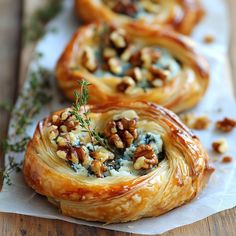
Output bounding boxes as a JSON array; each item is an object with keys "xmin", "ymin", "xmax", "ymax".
[
  {"xmin": 23, "ymin": 102, "xmax": 213, "ymax": 223},
  {"xmin": 56, "ymin": 23, "xmax": 209, "ymax": 113},
  {"xmin": 74, "ymin": 0, "xmax": 204, "ymax": 35}
]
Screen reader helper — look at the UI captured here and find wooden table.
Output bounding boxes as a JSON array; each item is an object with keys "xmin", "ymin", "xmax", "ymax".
[{"xmin": 0, "ymin": 0, "xmax": 235, "ymax": 235}]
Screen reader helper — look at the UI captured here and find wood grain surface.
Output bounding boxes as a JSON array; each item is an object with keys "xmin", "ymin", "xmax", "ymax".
[{"xmin": 0, "ymin": 0, "xmax": 235, "ymax": 235}]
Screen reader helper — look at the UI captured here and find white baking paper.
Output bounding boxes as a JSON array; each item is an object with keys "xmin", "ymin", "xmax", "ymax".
[{"xmin": 0, "ymin": 0, "xmax": 235, "ymax": 235}]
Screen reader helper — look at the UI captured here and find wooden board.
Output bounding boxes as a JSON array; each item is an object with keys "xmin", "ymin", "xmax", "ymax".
[{"xmin": 0, "ymin": 0, "xmax": 235, "ymax": 235}]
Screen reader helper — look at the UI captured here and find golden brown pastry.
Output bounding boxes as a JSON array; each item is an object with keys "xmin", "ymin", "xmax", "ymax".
[
  {"xmin": 74, "ymin": 0, "xmax": 204, "ymax": 35},
  {"xmin": 23, "ymin": 102, "xmax": 213, "ymax": 223},
  {"xmin": 56, "ymin": 23, "xmax": 209, "ymax": 113}
]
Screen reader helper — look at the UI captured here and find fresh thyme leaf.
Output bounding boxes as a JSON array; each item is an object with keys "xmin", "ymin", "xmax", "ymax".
[
  {"xmin": 71, "ymin": 80, "xmax": 111, "ymax": 151},
  {"xmin": 2, "ymin": 53, "xmax": 53, "ymax": 185},
  {"xmin": 0, "ymin": 101, "xmax": 12, "ymax": 112},
  {"xmin": 1, "ymin": 157, "xmax": 23, "ymax": 186},
  {"xmin": 1, "ymin": 137, "xmax": 31, "ymax": 153},
  {"xmin": 23, "ymin": 0, "xmax": 63, "ymax": 44},
  {"xmin": 14, "ymin": 65, "xmax": 52, "ymax": 135}
]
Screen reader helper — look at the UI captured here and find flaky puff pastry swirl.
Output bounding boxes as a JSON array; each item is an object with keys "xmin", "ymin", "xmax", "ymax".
[
  {"xmin": 74, "ymin": 0, "xmax": 204, "ymax": 35},
  {"xmin": 23, "ymin": 102, "xmax": 213, "ymax": 223},
  {"xmin": 56, "ymin": 22, "xmax": 209, "ymax": 113}
]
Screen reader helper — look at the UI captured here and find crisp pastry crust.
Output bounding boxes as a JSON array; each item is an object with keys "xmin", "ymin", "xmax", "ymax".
[
  {"xmin": 56, "ymin": 22, "xmax": 209, "ymax": 113},
  {"xmin": 74, "ymin": 0, "xmax": 204, "ymax": 35},
  {"xmin": 23, "ymin": 102, "xmax": 213, "ymax": 223}
]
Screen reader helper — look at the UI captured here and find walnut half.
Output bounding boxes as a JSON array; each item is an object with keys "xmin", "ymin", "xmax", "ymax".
[
  {"xmin": 104, "ymin": 118, "xmax": 138, "ymax": 149},
  {"xmin": 133, "ymin": 144, "xmax": 158, "ymax": 170}
]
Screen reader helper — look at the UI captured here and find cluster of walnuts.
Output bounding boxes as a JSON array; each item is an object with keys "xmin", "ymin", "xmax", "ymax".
[{"xmin": 104, "ymin": 117, "xmax": 158, "ymax": 170}]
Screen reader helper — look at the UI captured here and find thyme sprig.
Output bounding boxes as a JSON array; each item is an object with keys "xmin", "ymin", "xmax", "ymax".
[
  {"xmin": 23, "ymin": 0, "xmax": 63, "ymax": 43},
  {"xmin": 70, "ymin": 81, "xmax": 110, "ymax": 151},
  {"xmin": 0, "ymin": 157, "xmax": 23, "ymax": 186},
  {"xmin": 1, "ymin": 52, "xmax": 53, "ymax": 186}
]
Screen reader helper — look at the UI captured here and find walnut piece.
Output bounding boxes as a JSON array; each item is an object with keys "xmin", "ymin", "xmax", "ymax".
[
  {"xmin": 90, "ymin": 147, "xmax": 114, "ymax": 177},
  {"xmin": 133, "ymin": 144, "xmax": 158, "ymax": 170},
  {"xmin": 81, "ymin": 46, "xmax": 97, "ymax": 72},
  {"xmin": 221, "ymin": 156, "xmax": 233, "ymax": 164},
  {"xmin": 216, "ymin": 118, "xmax": 236, "ymax": 132},
  {"xmin": 91, "ymin": 160, "xmax": 107, "ymax": 178},
  {"xmin": 180, "ymin": 113, "xmax": 211, "ymax": 130},
  {"xmin": 203, "ymin": 35, "xmax": 215, "ymax": 44},
  {"xmin": 104, "ymin": 118, "xmax": 138, "ymax": 149},
  {"xmin": 112, "ymin": 0, "xmax": 137, "ymax": 17},
  {"xmin": 116, "ymin": 76, "xmax": 135, "ymax": 93},
  {"xmin": 212, "ymin": 139, "xmax": 228, "ymax": 154}
]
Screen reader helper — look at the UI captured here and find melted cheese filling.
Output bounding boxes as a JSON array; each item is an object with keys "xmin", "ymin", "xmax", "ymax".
[{"xmin": 46, "ymin": 109, "xmax": 165, "ymax": 178}]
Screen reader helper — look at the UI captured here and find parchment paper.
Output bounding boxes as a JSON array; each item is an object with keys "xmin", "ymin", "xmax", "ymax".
[{"xmin": 0, "ymin": 0, "xmax": 235, "ymax": 235}]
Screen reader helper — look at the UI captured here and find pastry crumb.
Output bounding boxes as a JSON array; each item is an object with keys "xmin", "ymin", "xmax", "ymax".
[
  {"xmin": 180, "ymin": 113, "xmax": 211, "ymax": 130},
  {"xmin": 212, "ymin": 139, "xmax": 228, "ymax": 154},
  {"xmin": 216, "ymin": 117, "xmax": 236, "ymax": 132},
  {"xmin": 221, "ymin": 156, "xmax": 233, "ymax": 164},
  {"xmin": 203, "ymin": 34, "xmax": 215, "ymax": 44}
]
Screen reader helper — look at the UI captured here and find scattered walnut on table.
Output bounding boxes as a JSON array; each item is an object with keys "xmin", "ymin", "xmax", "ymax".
[
  {"xmin": 203, "ymin": 34, "xmax": 215, "ymax": 44},
  {"xmin": 221, "ymin": 156, "xmax": 233, "ymax": 164},
  {"xmin": 133, "ymin": 144, "xmax": 158, "ymax": 170},
  {"xmin": 212, "ymin": 139, "xmax": 228, "ymax": 154},
  {"xmin": 180, "ymin": 113, "xmax": 211, "ymax": 130},
  {"xmin": 104, "ymin": 117, "xmax": 138, "ymax": 149},
  {"xmin": 216, "ymin": 118, "xmax": 236, "ymax": 132}
]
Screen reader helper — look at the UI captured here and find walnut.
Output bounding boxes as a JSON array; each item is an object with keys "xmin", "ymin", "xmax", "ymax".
[
  {"xmin": 116, "ymin": 76, "xmax": 135, "ymax": 93},
  {"xmin": 180, "ymin": 113, "xmax": 211, "ymax": 130},
  {"xmin": 129, "ymin": 48, "xmax": 160, "ymax": 68},
  {"xmin": 216, "ymin": 118, "xmax": 236, "ymax": 132},
  {"xmin": 126, "ymin": 67, "xmax": 143, "ymax": 82},
  {"xmin": 120, "ymin": 45, "xmax": 134, "ymax": 62},
  {"xmin": 91, "ymin": 160, "xmax": 107, "ymax": 178},
  {"xmin": 56, "ymin": 145, "xmax": 90, "ymax": 166},
  {"xmin": 212, "ymin": 139, "xmax": 228, "ymax": 154},
  {"xmin": 74, "ymin": 146, "xmax": 90, "ymax": 166},
  {"xmin": 149, "ymin": 66, "xmax": 170, "ymax": 83},
  {"xmin": 141, "ymin": 48, "xmax": 161, "ymax": 68},
  {"xmin": 103, "ymin": 47, "xmax": 117, "ymax": 61},
  {"xmin": 203, "ymin": 35, "xmax": 215, "ymax": 44},
  {"xmin": 130, "ymin": 51, "xmax": 142, "ymax": 67},
  {"xmin": 110, "ymin": 30, "xmax": 127, "ymax": 49},
  {"xmin": 90, "ymin": 147, "xmax": 114, "ymax": 162},
  {"xmin": 112, "ymin": 0, "xmax": 137, "ymax": 17},
  {"xmin": 108, "ymin": 58, "xmax": 122, "ymax": 74},
  {"xmin": 81, "ymin": 46, "xmax": 97, "ymax": 72},
  {"xmin": 104, "ymin": 118, "xmax": 138, "ymax": 148},
  {"xmin": 221, "ymin": 156, "xmax": 233, "ymax": 163},
  {"xmin": 133, "ymin": 144, "xmax": 158, "ymax": 170},
  {"xmin": 51, "ymin": 110, "xmax": 78, "ymax": 133}
]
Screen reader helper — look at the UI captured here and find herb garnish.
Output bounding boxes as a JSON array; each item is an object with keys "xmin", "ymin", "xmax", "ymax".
[
  {"xmin": 70, "ymin": 80, "xmax": 110, "ymax": 151},
  {"xmin": 0, "ymin": 157, "xmax": 23, "ymax": 186},
  {"xmin": 23, "ymin": 0, "xmax": 63, "ymax": 43},
  {"xmin": 1, "ymin": 53, "xmax": 53, "ymax": 186}
]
